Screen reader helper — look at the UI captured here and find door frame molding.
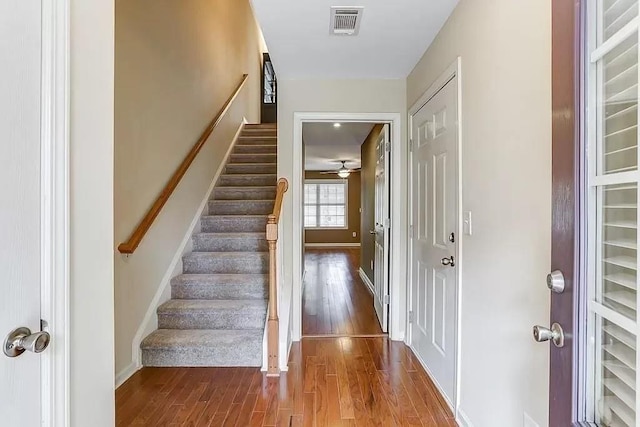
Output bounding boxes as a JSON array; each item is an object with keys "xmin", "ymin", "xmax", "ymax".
[
  {"xmin": 40, "ymin": 0, "xmax": 71, "ymax": 425},
  {"xmin": 407, "ymin": 57, "xmax": 462, "ymax": 414},
  {"xmin": 291, "ymin": 112, "xmax": 405, "ymax": 342}
]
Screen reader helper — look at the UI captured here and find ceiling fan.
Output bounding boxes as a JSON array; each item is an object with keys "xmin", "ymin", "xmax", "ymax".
[{"xmin": 318, "ymin": 160, "xmax": 360, "ymax": 178}]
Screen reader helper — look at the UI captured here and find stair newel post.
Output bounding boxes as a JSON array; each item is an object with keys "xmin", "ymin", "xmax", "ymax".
[{"xmin": 266, "ymin": 214, "xmax": 279, "ymax": 376}]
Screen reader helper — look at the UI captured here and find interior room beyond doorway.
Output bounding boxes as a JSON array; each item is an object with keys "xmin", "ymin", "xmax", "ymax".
[{"xmin": 302, "ymin": 122, "xmax": 388, "ymax": 337}]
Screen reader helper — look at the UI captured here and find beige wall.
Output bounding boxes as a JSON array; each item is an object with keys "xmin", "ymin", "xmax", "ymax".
[
  {"xmin": 359, "ymin": 125, "xmax": 384, "ymax": 282},
  {"xmin": 407, "ymin": 1, "xmax": 552, "ymax": 425},
  {"xmin": 276, "ymin": 79, "xmax": 406, "ymax": 350},
  {"xmin": 303, "ymin": 171, "xmax": 361, "ymax": 245},
  {"xmin": 70, "ymin": 0, "xmax": 115, "ymax": 424},
  {"xmin": 114, "ymin": 0, "xmax": 264, "ymax": 375}
]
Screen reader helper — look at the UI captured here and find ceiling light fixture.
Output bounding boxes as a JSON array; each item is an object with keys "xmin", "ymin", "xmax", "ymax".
[
  {"xmin": 333, "ymin": 123, "xmax": 341, "ymax": 128},
  {"xmin": 337, "ymin": 162, "xmax": 350, "ymax": 178}
]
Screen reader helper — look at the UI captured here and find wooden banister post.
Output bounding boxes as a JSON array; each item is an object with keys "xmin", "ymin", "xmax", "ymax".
[{"xmin": 266, "ymin": 214, "xmax": 279, "ymax": 376}]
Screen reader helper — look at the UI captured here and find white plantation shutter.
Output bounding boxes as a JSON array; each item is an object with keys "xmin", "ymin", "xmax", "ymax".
[{"xmin": 590, "ymin": 1, "xmax": 640, "ymax": 425}]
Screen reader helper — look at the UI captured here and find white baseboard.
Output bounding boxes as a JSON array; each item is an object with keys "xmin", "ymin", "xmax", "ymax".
[
  {"xmin": 456, "ymin": 408, "xmax": 473, "ymax": 427},
  {"xmin": 123, "ymin": 119, "xmax": 247, "ymax": 384},
  {"xmin": 358, "ymin": 267, "xmax": 374, "ymax": 295},
  {"xmin": 304, "ymin": 242, "xmax": 361, "ymax": 248},
  {"xmin": 115, "ymin": 361, "xmax": 139, "ymax": 389}
]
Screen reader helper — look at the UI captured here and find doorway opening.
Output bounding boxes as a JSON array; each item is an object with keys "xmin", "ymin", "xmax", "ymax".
[
  {"xmin": 301, "ymin": 122, "xmax": 388, "ymax": 337},
  {"xmin": 291, "ymin": 113, "xmax": 405, "ymax": 343}
]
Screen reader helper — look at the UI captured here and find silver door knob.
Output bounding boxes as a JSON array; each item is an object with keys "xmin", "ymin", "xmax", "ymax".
[
  {"xmin": 441, "ymin": 256, "xmax": 455, "ymax": 267},
  {"xmin": 3, "ymin": 327, "xmax": 50, "ymax": 357},
  {"xmin": 533, "ymin": 323, "xmax": 564, "ymax": 348}
]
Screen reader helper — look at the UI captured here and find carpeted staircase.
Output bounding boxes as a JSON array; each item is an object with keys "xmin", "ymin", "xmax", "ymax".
[{"xmin": 140, "ymin": 123, "xmax": 277, "ymax": 367}]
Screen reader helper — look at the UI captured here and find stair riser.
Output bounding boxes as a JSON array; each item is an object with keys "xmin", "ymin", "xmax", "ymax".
[
  {"xmin": 208, "ymin": 200, "xmax": 274, "ymax": 215},
  {"xmin": 201, "ymin": 216, "xmax": 266, "ymax": 232},
  {"xmin": 193, "ymin": 235, "xmax": 268, "ymax": 252},
  {"xmin": 218, "ymin": 174, "xmax": 276, "ymax": 187},
  {"xmin": 171, "ymin": 282, "xmax": 267, "ymax": 300},
  {"xmin": 242, "ymin": 129, "xmax": 276, "ymax": 134},
  {"xmin": 237, "ymin": 138, "xmax": 277, "ymax": 146},
  {"xmin": 225, "ymin": 164, "xmax": 276, "ymax": 174},
  {"xmin": 158, "ymin": 309, "xmax": 266, "ymax": 330},
  {"xmin": 213, "ymin": 187, "xmax": 276, "ymax": 200},
  {"xmin": 183, "ymin": 255, "xmax": 268, "ymax": 274},
  {"xmin": 142, "ymin": 343, "xmax": 262, "ymax": 367},
  {"xmin": 230, "ymin": 154, "xmax": 277, "ymax": 164},
  {"xmin": 233, "ymin": 145, "xmax": 277, "ymax": 154}
]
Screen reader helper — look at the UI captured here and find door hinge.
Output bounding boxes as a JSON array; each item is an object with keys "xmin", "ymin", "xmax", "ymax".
[
  {"xmin": 409, "ymin": 139, "xmax": 413, "ymax": 153},
  {"xmin": 384, "ymin": 294, "xmax": 390, "ymax": 304},
  {"xmin": 408, "ymin": 311, "xmax": 414, "ymax": 323},
  {"xmin": 409, "ymin": 225, "xmax": 414, "ymax": 239},
  {"xmin": 385, "ymin": 141, "xmax": 391, "ymax": 152},
  {"xmin": 384, "ymin": 218, "xmax": 391, "ymax": 228}
]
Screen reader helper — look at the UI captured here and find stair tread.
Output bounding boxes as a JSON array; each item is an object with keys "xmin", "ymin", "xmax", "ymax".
[
  {"xmin": 202, "ymin": 214, "xmax": 268, "ymax": 218},
  {"xmin": 173, "ymin": 273, "xmax": 268, "ymax": 281},
  {"xmin": 158, "ymin": 299, "xmax": 267, "ymax": 312},
  {"xmin": 194, "ymin": 232, "xmax": 266, "ymax": 237},
  {"xmin": 141, "ymin": 329, "xmax": 263, "ymax": 348},
  {"xmin": 215, "ymin": 185, "xmax": 276, "ymax": 189},
  {"xmin": 184, "ymin": 251, "xmax": 268, "ymax": 257},
  {"xmin": 226, "ymin": 162, "xmax": 277, "ymax": 166},
  {"xmin": 210, "ymin": 199, "xmax": 274, "ymax": 203}
]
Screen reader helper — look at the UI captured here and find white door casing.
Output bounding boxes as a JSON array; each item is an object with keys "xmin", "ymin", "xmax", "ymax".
[
  {"xmin": 1, "ymin": 1, "xmax": 44, "ymax": 425},
  {"xmin": 410, "ymin": 73, "xmax": 459, "ymax": 406},
  {"xmin": 373, "ymin": 124, "xmax": 391, "ymax": 332}
]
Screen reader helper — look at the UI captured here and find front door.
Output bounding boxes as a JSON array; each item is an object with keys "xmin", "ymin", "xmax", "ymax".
[
  {"xmin": 549, "ymin": 1, "xmax": 640, "ymax": 425},
  {"xmin": 410, "ymin": 74, "xmax": 459, "ymax": 404},
  {"xmin": 373, "ymin": 124, "xmax": 390, "ymax": 332},
  {"xmin": 0, "ymin": 1, "xmax": 46, "ymax": 425}
]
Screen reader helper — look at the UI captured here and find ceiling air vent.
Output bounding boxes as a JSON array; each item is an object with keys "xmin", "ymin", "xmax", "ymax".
[{"xmin": 330, "ymin": 7, "xmax": 364, "ymax": 36}]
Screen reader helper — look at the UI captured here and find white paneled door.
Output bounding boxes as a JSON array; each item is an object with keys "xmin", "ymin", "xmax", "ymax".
[
  {"xmin": 0, "ymin": 1, "xmax": 46, "ymax": 425},
  {"xmin": 373, "ymin": 124, "xmax": 391, "ymax": 332},
  {"xmin": 410, "ymin": 75, "xmax": 459, "ymax": 404}
]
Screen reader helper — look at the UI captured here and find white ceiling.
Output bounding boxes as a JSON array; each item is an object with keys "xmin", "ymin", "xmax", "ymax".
[
  {"xmin": 303, "ymin": 122, "xmax": 374, "ymax": 171},
  {"xmin": 250, "ymin": 0, "xmax": 459, "ymax": 79}
]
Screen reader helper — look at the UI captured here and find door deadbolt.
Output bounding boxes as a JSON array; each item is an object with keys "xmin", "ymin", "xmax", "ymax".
[
  {"xmin": 533, "ymin": 323, "xmax": 565, "ymax": 348},
  {"xmin": 547, "ymin": 270, "xmax": 565, "ymax": 293},
  {"xmin": 3, "ymin": 327, "xmax": 50, "ymax": 357}
]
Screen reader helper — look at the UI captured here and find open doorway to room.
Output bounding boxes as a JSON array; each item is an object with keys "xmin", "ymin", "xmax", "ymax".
[{"xmin": 301, "ymin": 122, "xmax": 390, "ymax": 337}]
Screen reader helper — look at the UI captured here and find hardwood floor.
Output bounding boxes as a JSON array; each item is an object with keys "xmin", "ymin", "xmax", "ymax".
[
  {"xmin": 116, "ymin": 337, "xmax": 456, "ymax": 426},
  {"xmin": 303, "ymin": 248, "xmax": 383, "ymax": 336}
]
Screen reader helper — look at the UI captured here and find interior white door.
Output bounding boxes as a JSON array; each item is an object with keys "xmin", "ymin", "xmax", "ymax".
[
  {"xmin": 0, "ymin": 1, "xmax": 45, "ymax": 425},
  {"xmin": 373, "ymin": 124, "xmax": 391, "ymax": 332},
  {"xmin": 410, "ymin": 76, "xmax": 458, "ymax": 403}
]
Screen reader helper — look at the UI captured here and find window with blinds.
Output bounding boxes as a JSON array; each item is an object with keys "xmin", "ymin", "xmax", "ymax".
[
  {"xmin": 304, "ymin": 180, "xmax": 348, "ymax": 229},
  {"xmin": 589, "ymin": 1, "xmax": 640, "ymax": 426}
]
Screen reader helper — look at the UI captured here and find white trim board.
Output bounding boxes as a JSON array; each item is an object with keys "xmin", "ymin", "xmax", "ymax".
[
  {"xmin": 40, "ymin": 0, "xmax": 71, "ymax": 424},
  {"xmin": 408, "ymin": 57, "xmax": 463, "ymax": 416},
  {"xmin": 116, "ymin": 119, "xmax": 247, "ymax": 387},
  {"xmin": 456, "ymin": 408, "xmax": 474, "ymax": 427},
  {"xmin": 304, "ymin": 243, "xmax": 360, "ymax": 248},
  {"xmin": 358, "ymin": 268, "xmax": 374, "ymax": 295},
  {"xmin": 291, "ymin": 112, "xmax": 406, "ymax": 344}
]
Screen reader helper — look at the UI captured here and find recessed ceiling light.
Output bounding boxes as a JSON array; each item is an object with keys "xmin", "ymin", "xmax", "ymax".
[{"xmin": 333, "ymin": 123, "xmax": 341, "ymax": 128}]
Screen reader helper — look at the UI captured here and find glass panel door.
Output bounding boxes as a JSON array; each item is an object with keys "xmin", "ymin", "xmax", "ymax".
[{"xmin": 588, "ymin": 1, "xmax": 640, "ymax": 426}]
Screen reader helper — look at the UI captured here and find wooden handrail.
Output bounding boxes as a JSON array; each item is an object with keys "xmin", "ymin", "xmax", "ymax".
[
  {"xmin": 118, "ymin": 74, "xmax": 249, "ymax": 254},
  {"xmin": 266, "ymin": 178, "xmax": 288, "ymax": 376}
]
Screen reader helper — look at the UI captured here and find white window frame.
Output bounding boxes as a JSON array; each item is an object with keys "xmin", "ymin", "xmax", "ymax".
[{"xmin": 303, "ymin": 179, "xmax": 349, "ymax": 229}]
